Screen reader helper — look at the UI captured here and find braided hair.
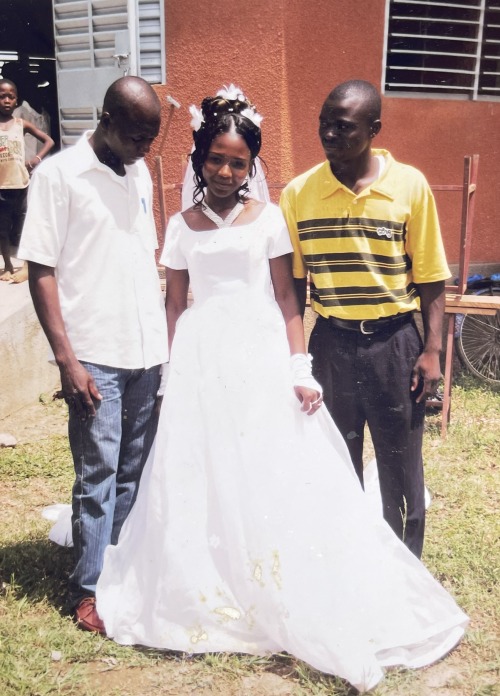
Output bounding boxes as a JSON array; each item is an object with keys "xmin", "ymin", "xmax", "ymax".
[{"xmin": 190, "ymin": 95, "xmax": 262, "ymax": 205}]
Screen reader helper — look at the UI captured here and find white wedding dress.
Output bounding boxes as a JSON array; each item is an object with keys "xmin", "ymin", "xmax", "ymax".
[{"xmin": 96, "ymin": 203, "xmax": 467, "ymax": 693}]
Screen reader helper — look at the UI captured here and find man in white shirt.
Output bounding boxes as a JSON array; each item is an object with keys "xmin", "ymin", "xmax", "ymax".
[{"xmin": 18, "ymin": 76, "xmax": 168, "ymax": 633}]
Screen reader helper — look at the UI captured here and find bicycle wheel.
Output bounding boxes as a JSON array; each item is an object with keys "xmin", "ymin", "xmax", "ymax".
[{"xmin": 455, "ymin": 286, "xmax": 500, "ymax": 386}]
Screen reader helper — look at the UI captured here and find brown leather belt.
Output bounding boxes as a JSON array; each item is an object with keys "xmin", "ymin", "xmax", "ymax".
[{"xmin": 325, "ymin": 312, "xmax": 413, "ymax": 335}]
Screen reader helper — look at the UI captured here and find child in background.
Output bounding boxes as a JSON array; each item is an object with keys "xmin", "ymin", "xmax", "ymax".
[{"xmin": 0, "ymin": 78, "xmax": 54, "ymax": 282}]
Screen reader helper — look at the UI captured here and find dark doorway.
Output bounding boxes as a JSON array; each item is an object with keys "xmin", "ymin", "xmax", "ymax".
[{"xmin": 0, "ymin": 0, "xmax": 60, "ymax": 149}]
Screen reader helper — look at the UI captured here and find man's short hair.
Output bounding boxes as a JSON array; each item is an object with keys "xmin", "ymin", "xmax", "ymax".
[{"xmin": 328, "ymin": 80, "xmax": 381, "ymax": 122}]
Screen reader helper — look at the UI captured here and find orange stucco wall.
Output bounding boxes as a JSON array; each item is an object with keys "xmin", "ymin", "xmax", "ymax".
[{"xmin": 150, "ymin": 0, "xmax": 499, "ymax": 268}]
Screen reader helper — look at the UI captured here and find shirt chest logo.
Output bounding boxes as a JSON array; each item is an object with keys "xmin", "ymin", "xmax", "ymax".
[{"xmin": 376, "ymin": 226, "xmax": 393, "ymax": 239}]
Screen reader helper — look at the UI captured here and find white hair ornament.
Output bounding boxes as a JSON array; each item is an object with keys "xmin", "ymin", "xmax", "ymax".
[
  {"xmin": 189, "ymin": 104, "xmax": 204, "ymax": 131},
  {"xmin": 216, "ymin": 83, "xmax": 246, "ymax": 101},
  {"xmin": 189, "ymin": 84, "xmax": 263, "ymax": 132},
  {"xmin": 241, "ymin": 107, "xmax": 263, "ymax": 128}
]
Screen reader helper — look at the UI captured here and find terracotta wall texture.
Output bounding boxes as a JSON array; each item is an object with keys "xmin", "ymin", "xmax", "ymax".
[{"xmin": 149, "ymin": 0, "xmax": 500, "ymax": 268}]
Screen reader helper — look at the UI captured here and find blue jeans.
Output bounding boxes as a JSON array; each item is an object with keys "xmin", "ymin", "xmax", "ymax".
[{"xmin": 68, "ymin": 362, "xmax": 161, "ymax": 606}]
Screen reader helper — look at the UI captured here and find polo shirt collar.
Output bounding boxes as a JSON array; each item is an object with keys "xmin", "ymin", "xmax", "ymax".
[
  {"xmin": 319, "ymin": 160, "xmax": 344, "ymax": 199},
  {"xmin": 319, "ymin": 149, "xmax": 395, "ymax": 200}
]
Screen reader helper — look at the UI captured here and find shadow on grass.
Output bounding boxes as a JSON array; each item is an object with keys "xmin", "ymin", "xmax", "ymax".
[{"xmin": 0, "ymin": 537, "xmax": 73, "ymax": 614}]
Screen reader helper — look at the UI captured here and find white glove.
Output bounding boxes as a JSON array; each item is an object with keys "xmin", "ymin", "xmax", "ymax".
[{"xmin": 290, "ymin": 353, "xmax": 323, "ymax": 395}]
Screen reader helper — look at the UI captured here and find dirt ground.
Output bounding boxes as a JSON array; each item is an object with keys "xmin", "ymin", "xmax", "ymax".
[
  {"xmin": 0, "ymin": 391, "xmax": 68, "ymax": 444},
  {"xmin": 80, "ymin": 652, "xmax": 477, "ymax": 696}
]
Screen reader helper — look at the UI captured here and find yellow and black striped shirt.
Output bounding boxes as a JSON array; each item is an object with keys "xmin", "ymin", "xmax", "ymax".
[{"xmin": 280, "ymin": 150, "xmax": 450, "ymax": 321}]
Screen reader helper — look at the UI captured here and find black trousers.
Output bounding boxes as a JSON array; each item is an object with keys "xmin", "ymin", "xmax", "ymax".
[{"xmin": 309, "ymin": 315, "xmax": 426, "ymax": 558}]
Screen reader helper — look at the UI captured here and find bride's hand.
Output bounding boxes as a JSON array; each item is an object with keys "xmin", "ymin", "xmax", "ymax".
[{"xmin": 294, "ymin": 386, "xmax": 323, "ymax": 415}]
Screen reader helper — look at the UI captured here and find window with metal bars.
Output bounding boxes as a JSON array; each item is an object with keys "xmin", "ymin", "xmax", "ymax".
[{"xmin": 384, "ymin": 0, "xmax": 500, "ymax": 99}]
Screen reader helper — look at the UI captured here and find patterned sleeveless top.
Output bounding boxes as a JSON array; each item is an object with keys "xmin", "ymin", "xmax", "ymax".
[{"xmin": 0, "ymin": 118, "xmax": 29, "ymax": 188}]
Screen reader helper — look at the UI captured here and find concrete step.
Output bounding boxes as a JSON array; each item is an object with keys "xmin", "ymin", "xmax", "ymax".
[{"xmin": 0, "ymin": 258, "xmax": 59, "ymax": 419}]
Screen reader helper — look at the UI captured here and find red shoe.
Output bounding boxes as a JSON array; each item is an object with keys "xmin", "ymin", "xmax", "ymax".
[{"xmin": 74, "ymin": 596, "xmax": 106, "ymax": 634}]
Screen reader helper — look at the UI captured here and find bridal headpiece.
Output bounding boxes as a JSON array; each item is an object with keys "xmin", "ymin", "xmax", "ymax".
[{"xmin": 189, "ymin": 84, "xmax": 263, "ymax": 132}]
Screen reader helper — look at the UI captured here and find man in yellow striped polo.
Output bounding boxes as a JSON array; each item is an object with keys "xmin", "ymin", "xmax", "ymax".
[{"xmin": 280, "ymin": 80, "xmax": 450, "ymax": 559}]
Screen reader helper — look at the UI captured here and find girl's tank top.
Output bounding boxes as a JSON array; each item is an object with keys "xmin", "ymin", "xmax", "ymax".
[{"xmin": 0, "ymin": 118, "xmax": 29, "ymax": 189}]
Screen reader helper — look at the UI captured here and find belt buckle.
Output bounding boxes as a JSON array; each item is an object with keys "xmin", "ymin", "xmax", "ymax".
[{"xmin": 360, "ymin": 320, "xmax": 375, "ymax": 335}]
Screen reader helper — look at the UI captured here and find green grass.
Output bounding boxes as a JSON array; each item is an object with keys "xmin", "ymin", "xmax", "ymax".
[{"xmin": 0, "ymin": 373, "xmax": 499, "ymax": 695}]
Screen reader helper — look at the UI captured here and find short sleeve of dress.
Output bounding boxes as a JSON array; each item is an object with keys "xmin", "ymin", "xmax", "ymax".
[
  {"xmin": 267, "ymin": 204, "xmax": 293, "ymax": 259},
  {"xmin": 159, "ymin": 214, "xmax": 188, "ymax": 270}
]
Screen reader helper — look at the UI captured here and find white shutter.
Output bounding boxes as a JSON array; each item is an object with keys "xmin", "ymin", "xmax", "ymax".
[
  {"xmin": 53, "ymin": 0, "xmax": 165, "ymax": 146},
  {"xmin": 137, "ymin": 0, "xmax": 165, "ymax": 83}
]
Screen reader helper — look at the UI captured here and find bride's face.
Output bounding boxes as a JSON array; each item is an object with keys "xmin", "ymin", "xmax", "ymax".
[{"xmin": 202, "ymin": 132, "xmax": 252, "ymax": 200}]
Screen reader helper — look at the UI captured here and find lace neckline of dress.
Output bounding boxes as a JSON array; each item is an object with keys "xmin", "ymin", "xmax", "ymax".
[{"xmin": 201, "ymin": 201, "xmax": 244, "ymax": 228}]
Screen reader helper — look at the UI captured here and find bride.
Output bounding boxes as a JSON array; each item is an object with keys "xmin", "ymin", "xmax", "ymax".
[{"xmin": 96, "ymin": 86, "xmax": 467, "ymax": 693}]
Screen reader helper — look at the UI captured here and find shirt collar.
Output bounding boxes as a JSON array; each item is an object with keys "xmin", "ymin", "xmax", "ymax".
[
  {"xmin": 72, "ymin": 131, "xmax": 137, "ymax": 181},
  {"xmin": 319, "ymin": 149, "xmax": 395, "ymax": 201},
  {"xmin": 70, "ymin": 131, "xmax": 100, "ymax": 176}
]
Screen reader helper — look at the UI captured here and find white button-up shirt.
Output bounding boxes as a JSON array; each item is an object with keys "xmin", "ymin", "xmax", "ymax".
[{"xmin": 18, "ymin": 132, "xmax": 168, "ymax": 369}]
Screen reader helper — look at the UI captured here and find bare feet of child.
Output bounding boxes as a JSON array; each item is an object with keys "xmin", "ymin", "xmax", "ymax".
[
  {"xmin": 10, "ymin": 264, "xmax": 28, "ymax": 283},
  {"xmin": 0, "ymin": 268, "xmax": 14, "ymax": 281}
]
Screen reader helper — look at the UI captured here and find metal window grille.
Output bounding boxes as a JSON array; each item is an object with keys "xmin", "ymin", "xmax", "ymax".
[{"xmin": 384, "ymin": 0, "xmax": 500, "ymax": 99}]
